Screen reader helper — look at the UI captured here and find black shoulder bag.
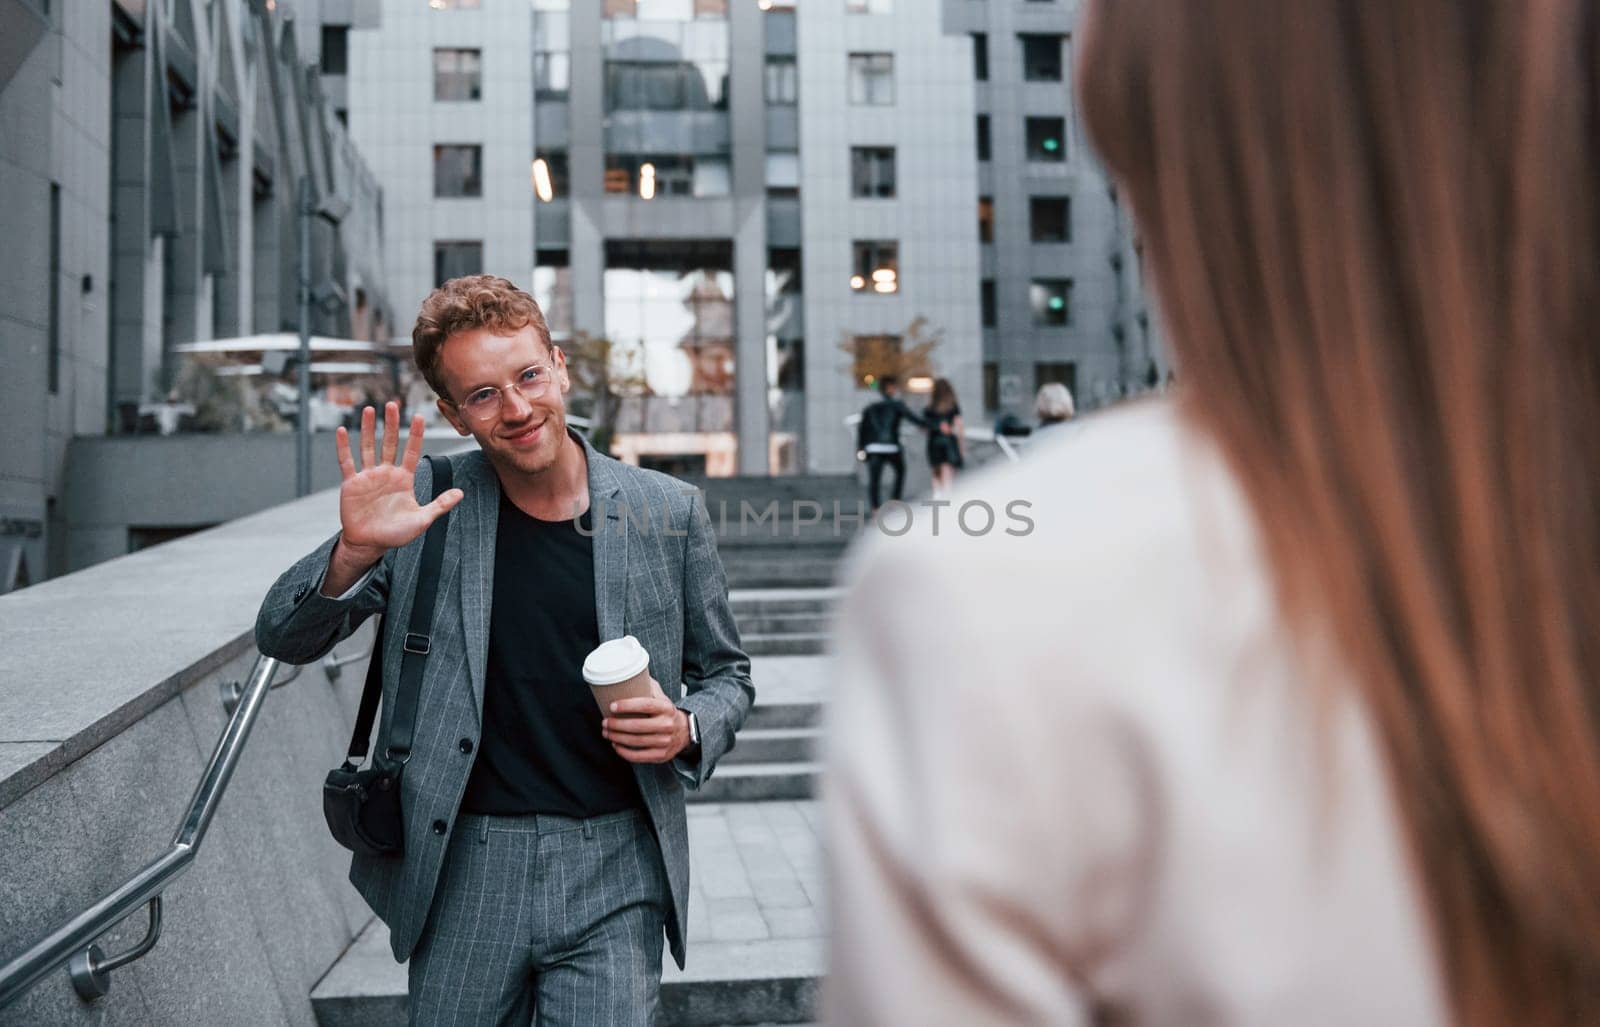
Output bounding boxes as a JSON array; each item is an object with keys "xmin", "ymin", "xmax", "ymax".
[{"xmin": 322, "ymin": 455, "xmax": 454, "ymax": 858}]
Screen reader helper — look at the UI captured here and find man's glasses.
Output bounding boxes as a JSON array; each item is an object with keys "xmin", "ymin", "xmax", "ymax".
[{"xmin": 454, "ymin": 364, "xmax": 556, "ymax": 423}]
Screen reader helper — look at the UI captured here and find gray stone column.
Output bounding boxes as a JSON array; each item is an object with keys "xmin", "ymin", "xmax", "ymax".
[
  {"xmin": 109, "ymin": 39, "xmax": 154, "ymax": 410},
  {"xmin": 728, "ymin": 0, "xmax": 770, "ymax": 475},
  {"xmin": 567, "ymin": 0, "xmax": 605, "ymax": 338}
]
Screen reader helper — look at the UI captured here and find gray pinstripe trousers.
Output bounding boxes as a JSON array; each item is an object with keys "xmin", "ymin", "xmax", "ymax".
[{"xmin": 407, "ymin": 808, "xmax": 670, "ymax": 1027}]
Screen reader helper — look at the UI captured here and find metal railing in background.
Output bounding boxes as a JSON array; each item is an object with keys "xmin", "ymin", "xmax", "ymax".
[{"xmin": 0, "ymin": 655, "xmax": 283, "ymax": 1010}]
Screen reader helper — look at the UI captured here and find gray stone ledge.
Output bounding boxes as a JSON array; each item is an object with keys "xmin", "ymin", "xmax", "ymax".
[
  {"xmin": 0, "ymin": 438, "xmax": 476, "ymax": 810},
  {"xmin": 2, "ymin": 478, "xmax": 346, "ymax": 808}
]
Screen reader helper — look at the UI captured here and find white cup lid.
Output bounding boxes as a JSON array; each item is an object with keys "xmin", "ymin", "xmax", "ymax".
[{"xmin": 583, "ymin": 635, "xmax": 650, "ymax": 686}]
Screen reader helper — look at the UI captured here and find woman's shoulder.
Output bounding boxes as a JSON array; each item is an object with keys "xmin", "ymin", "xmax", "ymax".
[{"xmin": 842, "ymin": 398, "xmax": 1272, "ymax": 700}]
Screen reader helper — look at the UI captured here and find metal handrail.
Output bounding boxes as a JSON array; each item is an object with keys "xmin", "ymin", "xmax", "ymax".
[{"xmin": 0, "ymin": 655, "xmax": 282, "ymax": 1010}]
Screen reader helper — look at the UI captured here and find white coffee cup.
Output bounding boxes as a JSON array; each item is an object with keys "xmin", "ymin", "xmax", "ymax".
[{"xmin": 582, "ymin": 635, "xmax": 656, "ymax": 716}]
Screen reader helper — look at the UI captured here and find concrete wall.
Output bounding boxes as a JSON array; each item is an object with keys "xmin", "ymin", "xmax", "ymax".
[
  {"xmin": 0, "ymin": 486, "xmax": 385, "ymax": 1026},
  {"xmin": 61, "ymin": 432, "xmax": 471, "ymax": 572},
  {"xmin": 0, "ymin": 13, "xmax": 57, "ymax": 588}
]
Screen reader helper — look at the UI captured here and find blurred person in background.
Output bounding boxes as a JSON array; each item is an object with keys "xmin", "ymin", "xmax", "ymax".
[
  {"xmin": 923, "ymin": 378, "xmax": 965, "ymax": 496},
  {"xmin": 826, "ymin": 0, "xmax": 1600, "ymax": 1024},
  {"xmin": 1034, "ymin": 382, "xmax": 1076, "ymax": 431},
  {"xmin": 856, "ymin": 375, "xmax": 925, "ymax": 512}
]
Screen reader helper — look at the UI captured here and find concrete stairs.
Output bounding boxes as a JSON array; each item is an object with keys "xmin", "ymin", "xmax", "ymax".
[
  {"xmin": 689, "ymin": 701, "xmax": 821, "ymax": 806},
  {"xmin": 700, "ymin": 475, "xmax": 864, "ymax": 590}
]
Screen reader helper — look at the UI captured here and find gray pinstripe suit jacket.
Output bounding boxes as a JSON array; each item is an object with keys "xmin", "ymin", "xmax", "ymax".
[{"xmin": 254, "ymin": 431, "xmax": 755, "ymax": 969}]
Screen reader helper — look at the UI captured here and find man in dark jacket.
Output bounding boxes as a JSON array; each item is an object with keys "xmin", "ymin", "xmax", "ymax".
[{"xmin": 855, "ymin": 376, "xmax": 925, "ymax": 511}]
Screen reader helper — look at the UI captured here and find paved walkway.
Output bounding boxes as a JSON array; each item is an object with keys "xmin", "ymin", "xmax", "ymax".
[{"xmin": 667, "ymin": 800, "xmax": 826, "ymax": 981}]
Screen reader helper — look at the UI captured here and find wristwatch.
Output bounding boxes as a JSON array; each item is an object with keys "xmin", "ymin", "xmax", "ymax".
[{"xmin": 680, "ymin": 708, "xmax": 701, "ymax": 754}]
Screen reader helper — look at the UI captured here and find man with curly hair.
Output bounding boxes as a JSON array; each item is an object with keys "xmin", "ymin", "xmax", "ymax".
[{"xmin": 255, "ymin": 275, "xmax": 754, "ymax": 1024}]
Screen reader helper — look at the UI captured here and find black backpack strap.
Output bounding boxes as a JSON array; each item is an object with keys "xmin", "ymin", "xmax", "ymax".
[{"xmin": 343, "ymin": 454, "xmax": 455, "ymax": 767}]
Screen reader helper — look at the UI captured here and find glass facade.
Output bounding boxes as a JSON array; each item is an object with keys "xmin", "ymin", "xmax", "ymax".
[
  {"xmin": 533, "ymin": 249, "xmax": 573, "ymax": 342},
  {"xmin": 605, "ymin": 241, "xmax": 738, "ymax": 474},
  {"xmin": 766, "ymin": 247, "xmax": 803, "ymax": 473},
  {"xmin": 602, "ymin": 13, "xmax": 731, "ymax": 197}
]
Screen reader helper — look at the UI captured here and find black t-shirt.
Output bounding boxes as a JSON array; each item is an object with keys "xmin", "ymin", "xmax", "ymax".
[{"xmin": 459, "ymin": 496, "xmax": 643, "ymax": 817}]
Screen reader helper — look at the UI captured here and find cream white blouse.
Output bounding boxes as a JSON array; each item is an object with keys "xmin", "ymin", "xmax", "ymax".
[{"xmin": 825, "ymin": 400, "xmax": 1448, "ymax": 1026}]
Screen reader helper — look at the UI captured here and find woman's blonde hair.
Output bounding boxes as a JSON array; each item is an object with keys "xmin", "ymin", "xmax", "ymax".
[{"xmin": 1034, "ymin": 383, "xmax": 1075, "ymax": 422}]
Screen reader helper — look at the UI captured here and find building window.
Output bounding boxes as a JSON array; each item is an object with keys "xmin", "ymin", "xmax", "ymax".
[
  {"xmin": 980, "ymin": 279, "xmax": 995, "ymax": 327},
  {"xmin": 851, "ymin": 334, "xmax": 902, "ymax": 387},
  {"xmin": 1030, "ymin": 196, "xmax": 1071, "ymax": 242},
  {"xmin": 321, "ymin": 26, "xmax": 349, "ymax": 75},
  {"xmin": 533, "ymin": 248, "xmax": 572, "ymax": 339},
  {"xmin": 978, "ymin": 197, "xmax": 994, "ymax": 243},
  {"xmin": 769, "ymin": 338, "xmax": 804, "ymax": 392},
  {"xmin": 534, "ymin": 10, "xmax": 569, "ymax": 99},
  {"xmin": 1035, "ymin": 361, "xmax": 1077, "ymax": 400},
  {"xmin": 765, "ymin": 56, "xmax": 797, "ymax": 104},
  {"xmin": 976, "ymin": 115, "xmax": 991, "ymax": 161},
  {"xmin": 1026, "ymin": 116, "xmax": 1066, "ymax": 162},
  {"xmin": 48, "ymin": 183, "xmax": 60, "ymax": 395},
  {"xmin": 434, "ymin": 145, "xmax": 483, "ymax": 196},
  {"xmin": 532, "ymin": 151, "xmax": 568, "ymax": 201},
  {"xmin": 766, "ymin": 151, "xmax": 800, "ymax": 198},
  {"xmin": 434, "ymin": 49, "xmax": 482, "ymax": 101},
  {"xmin": 851, "ymin": 240, "xmax": 899, "ymax": 294},
  {"xmin": 606, "ymin": 61, "xmax": 729, "ymax": 111},
  {"xmin": 850, "ymin": 147, "xmax": 895, "ymax": 198},
  {"xmin": 972, "ymin": 33, "xmax": 988, "ymax": 82},
  {"xmin": 983, "ymin": 361, "xmax": 999, "ymax": 410},
  {"xmin": 848, "ymin": 53, "xmax": 894, "ymax": 106},
  {"xmin": 535, "ymin": 53, "xmax": 571, "ymax": 99},
  {"xmin": 1019, "ymin": 34, "xmax": 1063, "ymax": 81},
  {"xmin": 1030, "ymin": 278, "xmax": 1072, "ymax": 325},
  {"xmin": 435, "ymin": 241, "xmax": 483, "ymax": 286},
  {"xmin": 605, "ymin": 0, "xmax": 728, "ymax": 19},
  {"xmin": 604, "ymin": 154, "xmax": 729, "ymax": 197},
  {"xmin": 846, "ymin": 0, "xmax": 891, "ymax": 11}
]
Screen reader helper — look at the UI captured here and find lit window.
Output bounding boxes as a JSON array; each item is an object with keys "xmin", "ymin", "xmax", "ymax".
[
  {"xmin": 1026, "ymin": 117, "xmax": 1066, "ymax": 162},
  {"xmin": 1030, "ymin": 278, "xmax": 1072, "ymax": 325},
  {"xmin": 851, "ymin": 240, "xmax": 898, "ymax": 294}
]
